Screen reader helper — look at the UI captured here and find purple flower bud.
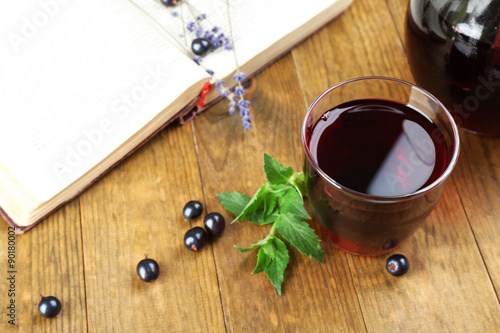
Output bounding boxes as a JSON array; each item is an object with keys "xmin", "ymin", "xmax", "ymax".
[
  {"xmin": 224, "ymin": 44, "xmax": 233, "ymax": 51},
  {"xmin": 211, "ymin": 26, "xmax": 220, "ymax": 33},
  {"xmin": 206, "ymin": 69, "xmax": 214, "ymax": 76},
  {"xmin": 203, "ymin": 31, "xmax": 214, "ymax": 41},
  {"xmin": 197, "ymin": 13, "xmax": 207, "ymax": 21},
  {"xmin": 191, "ymin": 56, "xmax": 202, "ymax": 64},
  {"xmin": 243, "ymin": 120, "xmax": 253, "ymax": 130},
  {"xmin": 229, "ymin": 107, "xmax": 236, "ymax": 115},
  {"xmin": 234, "ymin": 86, "xmax": 245, "ymax": 97},
  {"xmin": 221, "ymin": 89, "xmax": 230, "ymax": 98},
  {"xmin": 212, "ymin": 37, "xmax": 221, "ymax": 48},
  {"xmin": 237, "ymin": 100, "xmax": 251, "ymax": 108},
  {"xmin": 214, "ymin": 80, "xmax": 224, "ymax": 88},
  {"xmin": 233, "ymin": 72, "xmax": 246, "ymax": 82},
  {"xmin": 187, "ymin": 22, "xmax": 195, "ymax": 32},
  {"xmin": 195, "ymin": 26, "xmax": 203, "ymax": 37}
]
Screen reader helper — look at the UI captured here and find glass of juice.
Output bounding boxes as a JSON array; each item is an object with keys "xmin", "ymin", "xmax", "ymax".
[{"xmin": 302, "ymin": 77, "xmax": 460, "ymax": 256}]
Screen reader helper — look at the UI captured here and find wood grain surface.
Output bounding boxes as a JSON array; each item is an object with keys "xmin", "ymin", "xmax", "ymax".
[{"xmin": 1, "ymin": 0, "xmax": 499, "ymax": 332}]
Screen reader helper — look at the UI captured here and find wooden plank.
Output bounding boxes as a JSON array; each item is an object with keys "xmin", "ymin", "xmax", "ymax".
[
  {"xmin": 292, "ymin": 0, "xmax": 411, "ymax": 104},
  {"xmin": 0, "ymin": 202, "xmax": 87, "ymax": 332},
  {"xmin": 79, "ymin": 123, "xmax": 225, "ymax": 332},
  {"xmin": 451, "ymin": 132, "xmax": 500, "ymax": 297},
  {"xmin": 192, "ymin": 55, "xmax": 366, "ymax": 332},
  {"xmin": 293, "ymin": 0, "xmax": 500, "ymax": 331},
  {"xmin": 349, "ymin": 181, "xmax": 500, "ymax": 331},
  {"xmin": 387, "ymin": 0, "xmax": 500, "ymax": 300}
]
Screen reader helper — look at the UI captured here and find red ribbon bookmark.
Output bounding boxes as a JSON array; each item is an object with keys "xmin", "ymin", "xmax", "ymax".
[{"xmin": 197, "ymin": 81, "xmax": 213, "ymax": 108}]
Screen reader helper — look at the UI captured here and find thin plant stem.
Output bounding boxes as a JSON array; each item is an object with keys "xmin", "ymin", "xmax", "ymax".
[
  {"xmin": 180, "ymin": 1, "xmax": 188, "ymax": 47},
  {"xmin": 225, "ymin": 0, "xmax": 241, "ymax": 73}
]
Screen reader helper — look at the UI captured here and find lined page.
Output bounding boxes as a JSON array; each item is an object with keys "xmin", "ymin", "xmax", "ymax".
[
  {"xmin": 132, "ymin": 0, "xmax": 351, "ymax": 80},
  {"xmin": 0, "ymin": 0, "xmax": 208, "ymax": 201}
]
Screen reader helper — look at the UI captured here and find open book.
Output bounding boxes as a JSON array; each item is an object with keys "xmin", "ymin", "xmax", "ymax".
[{"xmin": 0, "ymin": 0, "xmax": 352, "ymax": 232}]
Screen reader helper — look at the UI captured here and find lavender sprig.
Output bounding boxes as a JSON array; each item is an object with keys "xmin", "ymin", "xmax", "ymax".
[
  {"xmin": 233, "ymin": 73, "xmax": 253, "ymax": 130},
  {"xmin": 170, "ymin": 6, "xmax": 250, "ymax": 129},
  {"xmin": 214, "ymin": 75, "xmax": 253, "ymax": 129},
  {"xmin": 184, "ymin": 12, "xmax": 233, "ymax": 60}
]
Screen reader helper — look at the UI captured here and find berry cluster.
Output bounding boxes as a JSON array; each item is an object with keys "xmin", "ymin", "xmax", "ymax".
[
  {"xmin": 183, "ymin": 200, "xmax": 226, "ymax": 251},
  {"xmin": 133, "ymin": 201, "xmax": 225, "ymax": 285}
]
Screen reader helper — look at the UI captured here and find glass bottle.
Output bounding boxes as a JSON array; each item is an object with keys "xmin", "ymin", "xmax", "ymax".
[{"xmin": 405, "ymin": 0, "xmax": 500, "ymax": 135}]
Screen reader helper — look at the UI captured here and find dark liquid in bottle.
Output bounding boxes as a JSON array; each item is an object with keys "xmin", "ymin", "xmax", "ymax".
[
  {"xmin": 405, "ymin": 0, "xmax": 500, "ymax": 135},
  {"xmin": 305, "ymin": 99, "xmax": 449, "ymax": 255}
]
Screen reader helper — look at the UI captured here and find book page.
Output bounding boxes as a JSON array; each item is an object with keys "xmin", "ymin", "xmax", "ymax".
[
  {"xmin": 0, "ymin": 0, "xmax": 209, "ymax": 202},
  {"xmin": 132, "ymin": 0, "xmax": 351, "ymax": 82}
]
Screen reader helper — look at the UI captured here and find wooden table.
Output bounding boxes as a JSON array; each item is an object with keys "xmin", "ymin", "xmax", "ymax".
[{"xmin": 1, "ymin": 0, "xmax": 499, "ymax": 331}]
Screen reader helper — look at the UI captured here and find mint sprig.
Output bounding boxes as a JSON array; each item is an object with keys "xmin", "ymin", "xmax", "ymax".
[{"xmin": 217, "ymin": 153, "xmax": 323, "ymax": 294}]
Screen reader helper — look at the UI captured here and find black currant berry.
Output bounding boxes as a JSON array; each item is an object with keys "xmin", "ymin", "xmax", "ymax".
[
  {"xmin": 183, "ymin": 200, "xmax": 203, "ymax": 220},
  {"xmin": 160, "ymin": 0, "xmax": 180, "ymax": 7},
  {"xmin": 383, "ymin": 239, "xmax": 398, "ymax": 250},
  {"xmin": 184, "ymin": 227, "xmax": 207, "ymax": 251},
  {"xmin": 191, "ymin": 38, "xmax": 211, "ymax": 56},
  {"xmin": 137, "ymin": 257, "xmax": 160, "ymax": 282},
  {"xmin": 204, "ymin": 212, "xmax": 225, "ymax": 236},
  {"xmin": 38, "ymin": 295, "xmax": 62, "ymax": 318},
  {"xmin": 386, "ymin": 254, "xmax": 410, "ymax": 276}
]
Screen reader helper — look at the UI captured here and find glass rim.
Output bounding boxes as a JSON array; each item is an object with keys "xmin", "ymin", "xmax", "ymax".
[{"xmin": 301, "ymin": 76, "xmax": 461, "ymax": 203}]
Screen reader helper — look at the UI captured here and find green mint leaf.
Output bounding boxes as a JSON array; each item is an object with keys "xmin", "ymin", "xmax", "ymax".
[
  {"xmin": 263, "ymin": 153, "xmax": 293, "ymax": 185},
  {"xmin": 250, "ymin": 208, "xmax": 279, "ymax": 225},
  {"xmin": 278, "ymin": 188, "xmax": 311, "ymax": 220},
  {"xmin": 289, "ymin": 172, "xmax": 307, "ymax": 198},
  {"xmin": 219, "ymin": 153, "xmax": 325, "ymax": 295},
  {"xmin": 268, "ymin": 183, "xmax": 290, "ymax": 196},
  {"xmin": 248, "ymin": 183, "xmax": 289, "ymax": 225},
  {"xmin": 253, "ymin": 246, "xmax": 272, "ymax": 274},
  {"xmin": 234, "ymin": 238, "xmax": 269, "ymax": 253},
  {"xmin": 239, "ymin": 183, "xmax": 288, "ymax": 225},
  {"xmin": 232, "ymin": 185, "xmax": 267, "ymax": 223},
  {"xmin": 217, "ymin": 192, "xmax": 251, "ymax": 216},
  {"xmin": 275, "ymin": 213, "xmax": 323, "ymax": 263},
  {"xmin": 234, "ymin": 244, "xmax": 260, "ymax": 253},
  {"xmin": 263, "ymin": 187, "xmax": 277, "ymax": 218},
  {"xmin": 262, "ymin": 237, "xmax": 289, "ymax": 295}
]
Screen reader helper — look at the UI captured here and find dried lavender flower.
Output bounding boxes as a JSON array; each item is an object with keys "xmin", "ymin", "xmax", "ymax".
[
  {"xmin": 234, "ymin": 85, "xmax": 245, "ymax": 97},
  {"xmin": 233, "ymin": 72, "xmax": 246, "ymax": 82},
  {"xmin": 187, "ymin": 21, "xmax": 196, "ymax": 32},
  {"xmin": 195, "ymin": 26, "xmax": 203, "ymax": 37},
  {"xmin": 191, "ymin": 56, "xmax": 203, "ymax": 64}
]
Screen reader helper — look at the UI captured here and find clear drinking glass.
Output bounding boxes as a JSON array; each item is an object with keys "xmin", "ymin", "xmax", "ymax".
[{"xmin": 302, "ymin": 77, "xmax": 460, "ymax": 256}]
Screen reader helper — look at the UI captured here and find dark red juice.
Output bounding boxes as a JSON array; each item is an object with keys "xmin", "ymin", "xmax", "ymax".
[
  {"xmin": 405, "ymin": 0, "xmax": 500, "ymax": 135},
  {"xmin": 305, "ymin": 99, "xmax": 449, "ymax": 255}
]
